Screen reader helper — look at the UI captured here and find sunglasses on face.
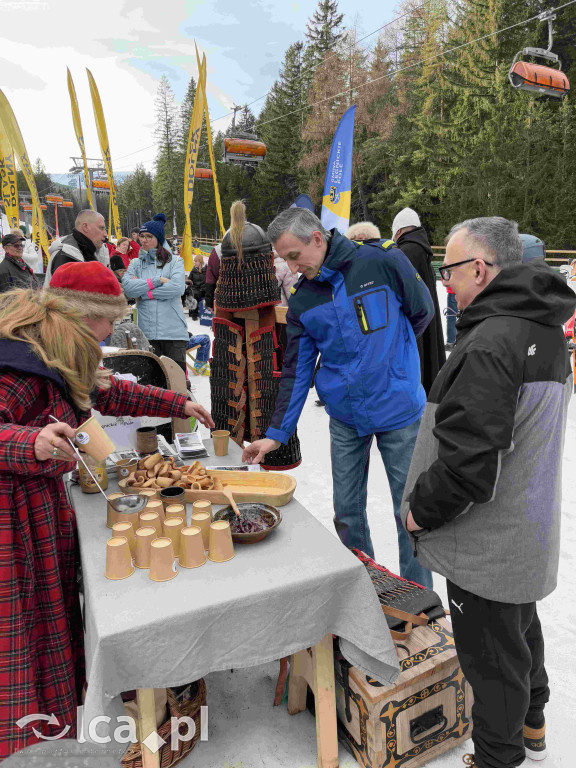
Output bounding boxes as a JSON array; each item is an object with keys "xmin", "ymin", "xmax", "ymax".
[{"xmin": 439, "ymin": 257, "xmax": 493, "ymax": 281}]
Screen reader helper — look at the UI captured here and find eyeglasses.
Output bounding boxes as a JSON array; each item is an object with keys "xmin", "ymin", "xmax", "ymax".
[
  {"xmin": 439, "ymin": 257, "xmax": 493, "ymax": 281},
  {"xmin": 139, "ymin": 233, "xmax": 153, "ymax": 240},
  {"xmin": 9, "ymin": 241, "xmax": 25, "ymax": 249}
]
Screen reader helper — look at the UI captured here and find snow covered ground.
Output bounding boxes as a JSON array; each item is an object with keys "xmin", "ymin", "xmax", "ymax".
[{"xmin": 181, "ymin": 285, "xmax": 573, "ymax": 768}]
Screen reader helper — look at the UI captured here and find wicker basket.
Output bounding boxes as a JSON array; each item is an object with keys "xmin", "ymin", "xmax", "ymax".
[{"xmin": 121, "ymin": 680, "xmax": 206, "ymax": 768}]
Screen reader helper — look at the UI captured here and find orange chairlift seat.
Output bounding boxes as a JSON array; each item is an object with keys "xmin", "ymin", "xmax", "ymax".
[
  {"xmin": 194, "ymin": 167, "xmax": 213, "ymax": 180},
  {"xmin": 509, "ymin": 12, "xmax": 569, "ymax": 99},
  {"xmin": 223, "ymin": 133, "xmax": 267, "ymax": 168}
]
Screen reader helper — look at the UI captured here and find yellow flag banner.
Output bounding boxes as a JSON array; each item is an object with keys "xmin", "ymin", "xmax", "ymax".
[
  {"xmin": 0, "ymin": 90, "xmax": 50, "ymax": 266},
  {"xmin": 181, "ymin": 53, "xmax": 207, "ymax": 271},
  {"xmin": 86, "ymin": 69, "xmax": 121, "ymax": 239},
  {"xmin": 0, "ymin": 129, "xmax": 19, "ymax": 228},
  {"xmin": 67, "ymin": 68, "xmax": 95, "ymax": 211},
  {"xmin": 194, "ymin": 49, "xmax": 225, "ymax": 240}
]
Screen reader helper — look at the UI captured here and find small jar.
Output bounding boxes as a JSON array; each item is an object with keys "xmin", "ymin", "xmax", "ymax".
[{"xmin": 78, "ymin": 453, "xmax": 108, "ymax": 493}]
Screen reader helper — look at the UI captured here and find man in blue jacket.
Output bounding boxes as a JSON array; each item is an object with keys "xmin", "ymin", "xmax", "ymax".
[{"xmin": 242, "ymin": 208, "xmax": 435, "ymax": 587}]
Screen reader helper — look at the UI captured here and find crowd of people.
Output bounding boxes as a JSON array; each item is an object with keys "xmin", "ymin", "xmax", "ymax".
[{"xmin": 0, "ymin": 201, "xmax": 573, "ymax": 768}]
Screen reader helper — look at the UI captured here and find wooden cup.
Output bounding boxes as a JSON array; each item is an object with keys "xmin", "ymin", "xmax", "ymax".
[
  {"xmin": 191, "ymin": 511, "xmax": 211, "ymax": 551},
  {"xmin": 136, "ymin": 426, "xmax": 158, "ymax": 454},
  {"xmin": 105, "ymin": 536, "xmax": 134, "ymax": 580},
  {"xmin": 134, "ymin": 527, "xmax": 157, "ymax": 569},
  {"xmin": 208, "ymin": 520, "xmax": 235, "ymax": 563},
  {"xmin": 159, "ymin": 486, "xmax": 186, "ymax": 514},
  {"xmin": 111, "ymin": 522, "xmax": 136, "ymax": 557},
  {"xmin": 163, "ymin": 516, "xmax": 185, "ymax": 557},
  {"xmin": 179, "ymin": 526, "xmax": 206, "ymax": 569},
  {"xmin": 212, "ymin": 430, "xmax": 230, "ymax": 457},
  {"xmin": 116, "ymin": 458, "xmax": 139, "ymax": 479},
  {"xmin": 149, "ymin": 538, "xmax": 178, "ymax": 582},
  {"xmin": 75, "ymin": 416, "xmax": 115, "ymax": 461}
]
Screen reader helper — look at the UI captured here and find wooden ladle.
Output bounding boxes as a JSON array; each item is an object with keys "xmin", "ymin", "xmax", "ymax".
[{"xmin": 222, "ymin": 487, "xmax": 241, "ymax": 518}]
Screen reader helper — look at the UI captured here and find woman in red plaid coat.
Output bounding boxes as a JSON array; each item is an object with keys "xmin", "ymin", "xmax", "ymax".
[{"xmin": 0, "ymin": 262, "xmax": 213, "ymax": 758}]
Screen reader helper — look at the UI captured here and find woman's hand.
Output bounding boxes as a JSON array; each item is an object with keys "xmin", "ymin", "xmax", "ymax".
[
  {"xmin": 159, "ymin": 277, "xmax": 170, "ymax": 284},
  {"xmin": 34, "ymin": 422, "xmax": 78, "ymax": 462},
  {"xmin": 184, "ymin": 400, "xmax": 215, "ymax": 428}
]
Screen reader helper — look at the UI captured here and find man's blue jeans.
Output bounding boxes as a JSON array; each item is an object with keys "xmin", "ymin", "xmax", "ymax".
[
  {"xmin": 329, "ymin": 416, "xmax": 433, "ymax": 589},
  {"xmin": 187, "ymin": 334, "xmax": 210, "ymax": 363},
  {"xmin": 446, "ymin": 292, "xmax": 458, "ymax": 344}
]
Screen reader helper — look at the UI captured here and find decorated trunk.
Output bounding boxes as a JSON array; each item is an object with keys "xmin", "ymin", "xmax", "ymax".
[{"xmin": 334, "ymin": 617, "xmax": 473, "ymax": 768}]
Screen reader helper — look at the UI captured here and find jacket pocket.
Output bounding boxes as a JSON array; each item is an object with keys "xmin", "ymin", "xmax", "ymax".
[{"xmin": 353, "ymin": 289, "xmax": 388, "ymax": 335}]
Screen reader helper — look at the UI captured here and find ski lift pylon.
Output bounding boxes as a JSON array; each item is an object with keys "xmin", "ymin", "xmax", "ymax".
[{"xmin": 509, "ymin": 12, "xmax": 569, "ymax": 99}]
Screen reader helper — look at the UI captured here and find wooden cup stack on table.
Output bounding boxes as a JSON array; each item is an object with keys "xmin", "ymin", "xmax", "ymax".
[
  {"xmin": 192, "ymin": 499, "xmax": 212, "ymax": 521},
  {"xmin": 191, "ymin": 512, "xmax": 211, "ymax": 550}
]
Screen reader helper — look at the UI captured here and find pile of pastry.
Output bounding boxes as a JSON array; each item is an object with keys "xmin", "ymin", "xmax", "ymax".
[{"xmin": 124, "ymin": 455, "xmax": 225, "ymax": 491}]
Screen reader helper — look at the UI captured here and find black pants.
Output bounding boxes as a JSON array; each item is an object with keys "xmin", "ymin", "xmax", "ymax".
[
  {"xmin": 447, "ymin": 581, "xmax": 549, "ymax": 768},
  {"xmin": 149, "ymin": 339, "xmax": 187, "ymax": 373}
]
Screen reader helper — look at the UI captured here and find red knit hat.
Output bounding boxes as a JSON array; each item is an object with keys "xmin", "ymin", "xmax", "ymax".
[{"xmin": 48, "ymin": 261, "xmax": 127, "ymax": 321}]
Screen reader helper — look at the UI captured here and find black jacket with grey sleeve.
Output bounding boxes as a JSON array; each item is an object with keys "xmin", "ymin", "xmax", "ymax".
[{"xmin": 400, "ymin": 262, "xmax": 576, "ymax": 603}]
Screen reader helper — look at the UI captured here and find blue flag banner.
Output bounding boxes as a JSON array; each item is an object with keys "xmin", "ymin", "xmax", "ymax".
[
  {"xmin": 321, "ymin": 105, "xmax": 356, "ymax": 233},
  {"xmin": 291, "ymin": 193, "xmax": 315, "ymax": 212}
]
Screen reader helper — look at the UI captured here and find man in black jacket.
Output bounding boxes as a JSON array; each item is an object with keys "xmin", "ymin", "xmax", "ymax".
[
  {"xmin": 402, "ymin": 217, "xmax": 575, "ymax": 768},
  {"xmin": 0, "ymin": 233, "xmax": 40, "ymax": 293},
  {"xmin": 392, "ymin": 208, "xmax": 446, "ymax": 393},
  {"xmin": 43, "ymin": 210, "xmax": 107, "ymax": 285}
]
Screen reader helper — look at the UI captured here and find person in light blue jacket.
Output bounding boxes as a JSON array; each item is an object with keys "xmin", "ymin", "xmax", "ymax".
[{"xmin": 122, "ymin": 213, "xmax": 189, "ymax": 372}]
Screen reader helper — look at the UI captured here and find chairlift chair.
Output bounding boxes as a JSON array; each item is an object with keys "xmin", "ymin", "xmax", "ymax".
[{"xmin": 509, "ymin": 12, "xmax": 569, "ymax": 98}]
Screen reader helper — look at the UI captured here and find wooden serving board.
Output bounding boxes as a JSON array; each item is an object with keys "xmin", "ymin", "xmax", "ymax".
[{"xmin": 119, "ymin": 470, "xmax": 296, "ymax": 507}]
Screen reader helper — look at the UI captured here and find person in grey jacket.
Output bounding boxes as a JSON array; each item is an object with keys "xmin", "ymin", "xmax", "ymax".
[
  {"xmin": 401, "ymin": 217, "xmax": 576, "ymax": 768},
  {"xmin": 43, "ymin": 210, "xmax": 109, "ymax": 285},
  {"xmin": 122, "ymin": 214, "xmax": 188, "ymax": 372}
]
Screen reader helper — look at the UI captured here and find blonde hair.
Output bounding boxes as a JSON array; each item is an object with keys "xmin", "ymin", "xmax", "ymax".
[
  {"xmin": 346, "ymin": 222, "xmax": 381, "ymax": 240},
  {"xmin": 229, "ymin": 200, "xmax": 246, "ymax": 267},
  {"xmin": 116, "ymin": 237, "xmax": 130, "ymax": 248},
  {"xmin": 0, "ymin": 289, "xmax": 111, "ymax": 412}
]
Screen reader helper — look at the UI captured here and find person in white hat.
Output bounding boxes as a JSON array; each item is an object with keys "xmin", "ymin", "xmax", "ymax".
[{"xmin": 392, "ymin": 208, "xmax": 446, "ymax": 393}]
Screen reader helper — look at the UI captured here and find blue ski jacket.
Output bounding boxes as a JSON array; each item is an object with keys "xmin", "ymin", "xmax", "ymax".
[{"xmin": 266, "ymin": 231, "xmax": 435, "ymax": 444}]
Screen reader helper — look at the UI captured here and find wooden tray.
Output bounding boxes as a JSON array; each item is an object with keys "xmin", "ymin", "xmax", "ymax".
[{"xmin": 118, "ymin": 470, "xmax": 296, "ymax": 507}]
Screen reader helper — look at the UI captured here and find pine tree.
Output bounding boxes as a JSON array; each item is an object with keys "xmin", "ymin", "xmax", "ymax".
[
  {"xmin": 305, "ymin": 0, "xmax": 345, "ymax": 66},
  {"xmin": 117, "ymin": 163, "xmax": 154, "ymax": 232},
  {"xmin": 235, "ymin": 105, "xmax": 256, "ymax": 133},
  {"xmin": 153, "ymin": 75, "xmax": 180, "ymax": 235},
  {"xmin": 252, "ymin": 42, "xmax": 307, "ymax": 222}
]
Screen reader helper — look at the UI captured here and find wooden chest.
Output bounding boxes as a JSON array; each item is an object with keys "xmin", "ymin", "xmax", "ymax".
[{"xmin": 334, "ymin": 617, "xmax": 473, "ymax": 768}]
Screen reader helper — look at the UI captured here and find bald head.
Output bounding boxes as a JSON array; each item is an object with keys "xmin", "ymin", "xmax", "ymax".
[{"xmin": 75, "ymin": 210, "xmax": 106, "ymax": 249}]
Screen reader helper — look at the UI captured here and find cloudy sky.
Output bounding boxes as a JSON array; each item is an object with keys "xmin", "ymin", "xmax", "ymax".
[{"xmin": 0, "ymin": 0, "xmax": 399, "ymax": 176}]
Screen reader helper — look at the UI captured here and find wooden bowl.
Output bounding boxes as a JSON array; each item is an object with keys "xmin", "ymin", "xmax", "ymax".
[{"xmin": 213, "ymin": 503, "xmax": 282, "ymax": 544}]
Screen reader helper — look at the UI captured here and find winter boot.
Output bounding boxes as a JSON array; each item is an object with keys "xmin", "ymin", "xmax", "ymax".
[{"xmin": 524, "ymin": 723, "xmax": 547, "ymax": 760}]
